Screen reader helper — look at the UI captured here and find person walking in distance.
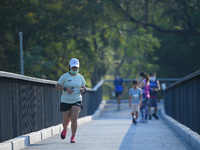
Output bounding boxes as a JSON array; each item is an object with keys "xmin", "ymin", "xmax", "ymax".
[
  {"xmin": 138, "ymin": 72, "xmax": 145, "ymax": 89},
  {"xmin": 114, "ymin": 73, "xmax": 124, "ymax": 110},
  {"xmin": 138, "ymin": 72, "xmax": 150, "ymax": 123},
  {"xmin": 149, "ymin": 73, "xmax": 161, "ymax": 120},
  {"xmin": 129, "ymin": 80, "xmax": 142, "ymax": 125},
  {"xmin": 55, "ymin": 58, "xmax": 86, "ymax": 143}
]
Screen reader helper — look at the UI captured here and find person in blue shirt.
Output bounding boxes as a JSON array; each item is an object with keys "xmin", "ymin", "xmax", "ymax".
[{"xmin": 114, "ymin": 73, "xmax": 124, "ymax": 110}]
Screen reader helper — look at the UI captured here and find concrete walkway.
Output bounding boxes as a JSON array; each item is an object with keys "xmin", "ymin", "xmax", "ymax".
[{"xmin": 22, "ymin": 101, "xmax": 194, "ymax": 150}]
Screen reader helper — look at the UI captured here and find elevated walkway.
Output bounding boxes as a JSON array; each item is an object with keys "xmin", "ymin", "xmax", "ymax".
[{"xmin": 22, "ymin": 101, "xmax": 194, "ymax": 150}]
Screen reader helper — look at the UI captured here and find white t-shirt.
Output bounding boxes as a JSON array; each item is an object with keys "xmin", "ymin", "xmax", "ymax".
[
  {"xmin": 129, "ymin": 88, "xmax": 142, "ymax": 104},
  {"xmin": 57, "ymin": 72, "xmax": 86, "ymax": 104}
]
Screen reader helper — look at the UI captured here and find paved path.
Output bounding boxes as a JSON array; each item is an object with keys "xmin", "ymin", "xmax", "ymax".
[{"xmin": 23, "ymin": 102, "xmax": 194, "ymax": 150}]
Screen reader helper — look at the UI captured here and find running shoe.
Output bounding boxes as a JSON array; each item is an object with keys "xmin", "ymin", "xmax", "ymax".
[
  {"xmin": 132, "ymin": 118, "xmax": 137, "ymax": 125},
  {"xmin": 134, "ymin": 120, "xmax": 137, "ymax": 125},
  {"xmin": 70, "ymin": 136, "xmax": 76, "ymax": 143},
  {"xmin": 149, "ymin": 115, "xmax": 152, "ymax": 120},
  {"xmin": 138, "ymin": 118, "xmax": 145, "ymax": 123},
  {"xmin": 132, "ymin": 118, "xmax": 135, "ymax": 123},
  {"xmin": 60, "ymin": 129, "xmax": 67, "ymax": 140},
  {"xmin": 143, "ymin": 119, "xmax": 148, "ymax": 123},
  {"xmin": 152, "ymin": 113, "xmax": 159, "ymax": 119}
]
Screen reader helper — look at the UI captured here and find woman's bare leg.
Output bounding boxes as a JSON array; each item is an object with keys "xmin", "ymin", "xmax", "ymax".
[
  {"xmin": 70, "ymin": 106, "xmax": 81, "ymax": 137},
  {"xmin": 62, "ymin": 110, "xmax": 71, "ymax": 130}
]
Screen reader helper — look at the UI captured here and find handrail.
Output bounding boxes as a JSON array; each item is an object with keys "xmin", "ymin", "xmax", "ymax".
[
  {"xmin": 163, "ymin": 69, "xmax": 200, "ymax": 134},
  {"xmin": 92, "ymin": 80, "xmax": 105, "ymax": 91},
  {"xmin": 91, "ymin": 78, "xmax": 179, "ymax": 91},
  {"xmin": 0, "ymin": 71, "xmax": 56, "ymax": 84},
  {"xmin": 165, "ymin": 69, "xmax": 200, "ymax": 90},
  {"xmin": 0, "ymin": 71, "xmax": 97, "ymax": 92},
  {"xmin": 104, "ymin": 78, "xmax": 179, "ymax": 82},
  {"xmin": 0, "ymin": 71, "xmax": 180, "ymax": 92}
]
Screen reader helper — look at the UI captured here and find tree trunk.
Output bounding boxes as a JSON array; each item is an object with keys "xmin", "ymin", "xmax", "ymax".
[{"xmin": 91, "ymin": 22, "xmax": 101, "ymax": 87}]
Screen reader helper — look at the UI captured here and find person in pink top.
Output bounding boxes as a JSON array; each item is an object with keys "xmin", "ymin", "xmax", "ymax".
[
  {"xmin": 149, "ymin": 73, "xmax": 161, "ymax": 120},
  {"xmin": 138, "ymin": 72, "xmax": 150, "ymax": 123}
]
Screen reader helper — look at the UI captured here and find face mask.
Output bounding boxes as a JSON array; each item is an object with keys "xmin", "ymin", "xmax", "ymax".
[
  {"xmin": 70, "ymin": 70, "xmax": 79, "ymax": 74},
  {"xmin": 150, "ymin": 77, "xmax": 156, "ymax": 81},
  {"xmin": 139, "ymin": 76, "xmax": 142, "ymax": 80},
  {"xmin": 116, "ymin": 76, "xmax": 120, "ymax": 79}
]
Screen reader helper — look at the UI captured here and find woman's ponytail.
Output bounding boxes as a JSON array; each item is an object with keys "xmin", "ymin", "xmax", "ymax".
[{"xmin": 145, "ymin": 74, "xmax": 150, "ymax": 85}]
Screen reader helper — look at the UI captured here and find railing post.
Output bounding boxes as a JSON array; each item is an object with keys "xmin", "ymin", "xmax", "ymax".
[{"xmin": 19, "ymin": 32, "xmax": 24, "ymax": 75}]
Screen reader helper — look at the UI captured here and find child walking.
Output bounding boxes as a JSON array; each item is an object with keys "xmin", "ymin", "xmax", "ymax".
[{"xmin": 129, "ymin": 80, "xmax": 142, "ymax": 125}]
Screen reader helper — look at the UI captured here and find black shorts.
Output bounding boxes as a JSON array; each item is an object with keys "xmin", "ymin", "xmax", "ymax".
[
  {"xmin": 115, "ymin": 92, "xmax": 122, "ymax": 97},
  {"xmin": 60, "ymin": 101, "xmax": 82, "ymax": 112}
]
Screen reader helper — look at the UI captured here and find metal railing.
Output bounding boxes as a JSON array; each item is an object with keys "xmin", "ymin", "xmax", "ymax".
[
  {"xmin": 164, "ymin": 69, "xmax": 200, "ymax": 134},
  {"xmin": 0, "ymin": 70, "xmax": 179, "ymax": 142},
  {"xmin": 0, "ymin": 71, "xmax": 103, "ymax": 142}
]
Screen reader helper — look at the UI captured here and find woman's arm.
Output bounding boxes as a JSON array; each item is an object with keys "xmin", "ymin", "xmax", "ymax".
[
  {"xmin": 80, "ymin": 86, "xmax": 86, "ymax": 94},
  {"xmin": 55, "ymin": 83, "xmax": 64, "ymax": 91},
  {"xmin": 55, "ymin": 83, "xmax": 74, "ymax": 94},
  {"xmin": 155, "ymin": 81, "xmax": 161, "ymax": 91},
  {"xmin": 138, "ymin": 80, "xmax": 145, "ymax": 88}
]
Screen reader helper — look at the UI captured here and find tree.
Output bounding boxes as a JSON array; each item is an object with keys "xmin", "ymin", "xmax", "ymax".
[
  {"xmin": 109, "ymin": 0, "xmax": 200, "ymax": 77},
  {"xmin": 1, "ymin": 0, "xmax": 199, "ymax": 85}
]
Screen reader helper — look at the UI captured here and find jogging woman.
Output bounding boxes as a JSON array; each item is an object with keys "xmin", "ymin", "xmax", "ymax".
[{"xmin": 55, "ymin": 58, "xmax": 86, "ymax": 143}]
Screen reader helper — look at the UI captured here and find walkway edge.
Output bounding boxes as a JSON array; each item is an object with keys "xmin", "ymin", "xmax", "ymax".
[
  {"xmin": 160, "ymin": 100, "xmax": 200, "ymax": 150},
  {"xmin": 0, "ymin": 100, "xmax": 106, "ymax": 150}
]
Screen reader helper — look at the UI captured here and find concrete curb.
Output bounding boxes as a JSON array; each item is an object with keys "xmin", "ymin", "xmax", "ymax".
[
  {"xmin": 0, "ymin": 142, "xmax": 12, "ymax": 150},
  {"xmin": 160, "ymin": 100, "xmax": 200, "ymax": 150},
  {"xmin": 0, "ymin": 100, "xmax": 106, "ymax": 150}
]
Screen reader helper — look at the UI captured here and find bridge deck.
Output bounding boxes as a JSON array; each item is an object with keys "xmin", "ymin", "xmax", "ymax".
[{"xmin": 22, "ymin": 101, "xmax": 194, "ymax": 150}]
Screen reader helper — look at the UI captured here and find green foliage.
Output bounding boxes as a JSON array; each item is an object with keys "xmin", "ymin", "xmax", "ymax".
[
  {"xmin": 0, "ymin": 0, "xmax": 199, "ymax": 87},
  {"xmin": 107, "ymin": 28, "xmax": 160, "ymax": 79}
]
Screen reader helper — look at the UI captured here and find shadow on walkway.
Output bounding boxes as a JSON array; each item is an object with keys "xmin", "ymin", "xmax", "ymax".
[{"xmin": 119, "ymin": 110, "xmax": 193, "ymax": 150}]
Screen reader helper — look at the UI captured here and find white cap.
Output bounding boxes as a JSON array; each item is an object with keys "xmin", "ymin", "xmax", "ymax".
[{"xmin": 69, "ymin": 58, "xmax": 80, "ymax": 67}]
